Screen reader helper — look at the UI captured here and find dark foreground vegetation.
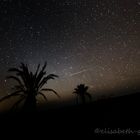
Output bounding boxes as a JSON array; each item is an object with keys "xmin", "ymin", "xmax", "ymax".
[{"xmin": 0, "ymin": 92, "xmax": 140, "ymax": 138}]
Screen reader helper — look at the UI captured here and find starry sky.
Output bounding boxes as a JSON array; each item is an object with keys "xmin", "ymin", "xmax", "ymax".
[{"xmin": 0, "ymin": 0, "xmax": 140, "ymax": 104}]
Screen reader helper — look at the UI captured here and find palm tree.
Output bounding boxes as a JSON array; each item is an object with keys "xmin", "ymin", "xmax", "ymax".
[
  {"xmin": 0, "ymin": 62, "xmax": 60, "ymax": 112},
  {"xmin": 73, "ymin": 84, "xmax": 92, "ymax": 104}
]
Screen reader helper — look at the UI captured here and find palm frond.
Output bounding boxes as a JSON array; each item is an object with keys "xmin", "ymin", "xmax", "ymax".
[
  {"xmin": 21, "ymin": 63, "xmax": 30, "ymax": 78},
  {"xmin": 38, "ymin": 74, "xmax": 58, "ymax": 89},
  {"xmin": 41, "ymin": 88, "xmax": 60, "ymax": 98},
  {"xmin": 41, "ymin": 61, "xmax": 47, "ymax": 72},
  {"xmin": 34, "ymin": 64, "xmax": 40, "ymax": 78},
  {"xmin": 0, "ymin": 90, "xmax": 23, "ymax": 102},
  {"xmin": 11, "ymin": 85, "xmax": 25, "ymax": 92},
  {"xmin": 38, "ymin": 92, "xmax": 48, "ymax": 101},
  {"xmin": 85, "ymin": 86, "xmax": 89, "ymax": 91},
  {"xmin": 11, "ymin": 96, "xmax": 25, "ymax": 110},
  {"xmin": 6, "ymin": 76, "xmax": 23, "ymax": 86},
  {"xmin": 35, "ymin": 68, "xmax": 46, "ymax": 89},
  {"xmin": 73, "ymin": 91, "xmax": 77, "ymax": 94},
  {"xmin": 85, "ymin": 92, "xmax": 92, "ymax": 100},
  {"xmin": 8, "ymin": 66, "xmax": 28, "ymax": 89},
  {"xmin": 8, "ymin": 68, "xmax": 21, "ymax": 73}
]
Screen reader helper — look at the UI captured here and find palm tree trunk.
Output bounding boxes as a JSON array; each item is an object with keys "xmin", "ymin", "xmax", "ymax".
[
  {"xmin": 76, "ymin": 95, "xmax": 78, "ymax": 104},
  {"xmin": 23, "ymin": 93, "xmax": 36, "ymax": 112},
  {"xmin": 81, "ymin": 95, "xmax": 86, "ymax": 104}
]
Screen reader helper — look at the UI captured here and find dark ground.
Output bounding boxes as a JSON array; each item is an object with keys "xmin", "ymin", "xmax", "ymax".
[{"xmin": 0, "ymin": 92, "xmax": 140, "ymax": 138}]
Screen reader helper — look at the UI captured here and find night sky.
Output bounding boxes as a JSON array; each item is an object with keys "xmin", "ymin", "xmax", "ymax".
[{"xmin": 0, "ymin": 0, "xmax": 140, "ymax": 108}]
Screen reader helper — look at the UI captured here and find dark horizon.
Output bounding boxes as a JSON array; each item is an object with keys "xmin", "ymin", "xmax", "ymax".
[{"xmin": 0, "ymin": 88, "xmax": 140, "ymax": 113}]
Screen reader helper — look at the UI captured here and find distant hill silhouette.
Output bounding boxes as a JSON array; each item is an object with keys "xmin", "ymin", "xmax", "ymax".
[{"xmin": 0, "ymin": 91, "xmax": 140, "ymax": 137}]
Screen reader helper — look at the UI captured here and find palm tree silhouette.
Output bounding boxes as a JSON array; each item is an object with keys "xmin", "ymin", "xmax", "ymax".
[
  {"xmin": 0, "ymin": 62, "xmax": 60, "ymax": 112},
  {"xmin": 73, "ymin": 84, "xmax": 92, "ymax": 104}
]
